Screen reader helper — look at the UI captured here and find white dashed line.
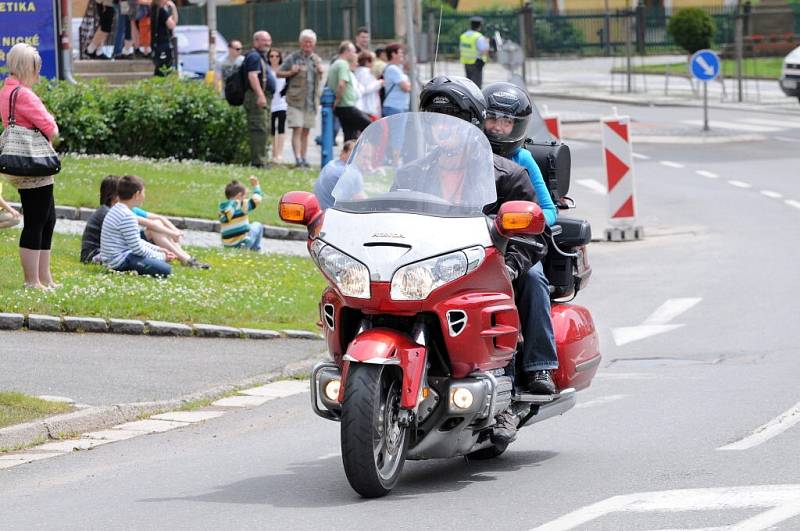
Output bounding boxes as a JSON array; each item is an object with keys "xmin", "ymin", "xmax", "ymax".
[
  {"xmin": 576, "ymin": 179, "xmax": 607, "ymax": 195},
  {"xmin": 575, "ymin": 395, "xmax": 628, "ymax": 409},
  {"xmin": 632, "ymin": 153, "xmax": 650, "ymax": 160},
  {"xmin": 718, "ymin": 402, "xmax": 800, "ymax": 450},
  {"xmin": 696, "ymin": 170, "xmax": 719, "ymax": 179},
  {"xmin": 774, "ymin": 136, "xmax": 800, "ymax": 143},
  {"xmin": 728, "ymin": 180, "xmax": 752, "ymax": 189},
  {"xmin": 761, "ymin": 190, "xmax": 783, "ymax": 199},
  {"xmin": 786, "ymin": 199, "xmax": 800, "ymax": 209},
  {"xmin": 659, "ymin": 161, "xmax": 684, "ymax": 169}
]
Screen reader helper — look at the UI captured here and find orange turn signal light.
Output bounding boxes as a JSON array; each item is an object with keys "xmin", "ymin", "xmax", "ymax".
[
  {"xmin": 279, "ymin": 203, "xmax": 305, "ymax": 223},
  {"xmin": 501, "ymin": 212, "xmax": 533, "ymax": 231}
]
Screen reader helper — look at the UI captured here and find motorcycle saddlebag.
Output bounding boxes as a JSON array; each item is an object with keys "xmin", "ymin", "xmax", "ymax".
[
  {"xmin": 525, "ymin": 139, "xmax": 571, "ymax": 203},
  {"xmin": 545, "ymin": 217, "xmax": 592, "ymax": 300}
]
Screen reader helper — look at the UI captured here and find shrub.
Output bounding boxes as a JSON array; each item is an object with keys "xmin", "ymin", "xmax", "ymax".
[
  {"xmin": 24, "ymin": 76, "xmax": 249, "ymax": 164},
  {"xmin": 668, "ymin": 8, "xmax": 715, "ymax": 54},
  {"xmin": 534, "ymin": 18, "xmax": 586, "ymax": 54}
]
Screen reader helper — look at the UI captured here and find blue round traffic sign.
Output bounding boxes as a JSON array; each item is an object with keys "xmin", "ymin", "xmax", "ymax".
[{"xmin": 690, "ymin": 49, "xmax": 721, "ymax": 82}]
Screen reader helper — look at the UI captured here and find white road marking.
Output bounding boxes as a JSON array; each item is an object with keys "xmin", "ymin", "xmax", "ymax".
[
  {"xmin": 785, "ymin": 199, "xmax": 800, "ymax": 209},
  {"xmin": 613, "ymin": 298, "xmax": 701, "ymax": 346},
  {"xmin": 740, "ymin": 118, "xmax": 800, "ymax": 129},
  {"xmin": 683, "ymin": 119, "xmax": 782, "ymax": 133},
  {"xmin": 696, "ymin": 170, "xmax": 719, "ymax": 179},
  {"xmin": 643, "ymin": 297, "xmax": 702, "ymax": 325},
  {"xmin": 531, "ymin": 484, "xmax": 800, "ymax": 531},
  {"xmin": 632, "ymin": 153, "xmax": 650, "ymax": 160},
  {"xmin": 717, "ymin": 402, "xmax": 800, "ymax": 450},
  {"xmin": 593, "ymin": 372, "xmax": 657, "ymax": 380},
  {"xmin": 659, "ymin": 160, "xmax": 685, "ymax": 169},
  {"xmin": 773, "ymin": 135, "xmax": 800, "ymax": 142},
  {"xmin": 760, "ymin": 190, "xmax": 783, "ymax": 199},
  {"xmin": 151, "ymin": 411, "xmax": 225, "ymax": 423},
  {"xmin": 575, "ymin": 179, "xmax": 607, "ymax": 195},
  {"xmin": 212, "ymin": 395, "xmax": 275, "ymax": 408},
  {"xmin": 575, "ymin": 394, "xmax": 628, "ymax": 409},
  {"xmin": 317, "ymin": 452, "xmax": 341, "ymax": 460},
  {"xmin": 113, "ymin": 419, "xmax": 189, "ymax": 433},
  {"xmin": 240, "ymin": 380, "xmax": 310, "ymax": 398},
  {"xmin": 728, "ymin": 180, "xmax": 752, "ymax": 189}
]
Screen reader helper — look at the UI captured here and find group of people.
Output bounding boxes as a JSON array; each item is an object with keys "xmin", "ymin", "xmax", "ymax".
[
  {"xmin": 218, "ymin": 26, "xmax": 411, "ymax": 169},
  {"xmin": 82, "ymin": 0, "xmax": 178, "ymax": 76}
]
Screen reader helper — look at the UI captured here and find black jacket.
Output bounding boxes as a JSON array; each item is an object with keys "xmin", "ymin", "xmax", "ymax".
[{"xmin": 484, "ymin": 154, "xmax": 543, "ymax": 279}]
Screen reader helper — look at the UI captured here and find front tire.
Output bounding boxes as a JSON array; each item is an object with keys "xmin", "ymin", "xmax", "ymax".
[{"xmin": 340, "ymin": 364, "xmax": 408, "ymax": 498}]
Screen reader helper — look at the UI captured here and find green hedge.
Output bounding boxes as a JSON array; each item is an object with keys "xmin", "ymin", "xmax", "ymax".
[{"xmin": 20, "ymin": 76, "xmax": 249, "ymax": 164}]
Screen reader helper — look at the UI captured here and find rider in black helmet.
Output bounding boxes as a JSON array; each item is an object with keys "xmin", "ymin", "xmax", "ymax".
[
  {"xmin": 483, "ymin": 81, "xmax": 559, "ymax": 396},
  {"xmin": 420, "ymin": 75, "xmax": 544, "ymax": 444}
]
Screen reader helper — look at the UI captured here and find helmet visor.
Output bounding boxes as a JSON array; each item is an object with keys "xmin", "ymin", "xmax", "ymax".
[{"xmin": 483, "ymin": 110, "xmax": 529, "ymax": 144}]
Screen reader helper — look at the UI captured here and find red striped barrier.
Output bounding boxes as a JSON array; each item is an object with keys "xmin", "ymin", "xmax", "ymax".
[{"xmin": 601, "ymin": 113, "xmax": 643, "ymax": 241}]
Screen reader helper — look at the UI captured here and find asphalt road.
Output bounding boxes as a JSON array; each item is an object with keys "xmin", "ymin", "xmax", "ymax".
[{"xmin": 3, "ymin": 101, "xmax": 800, "ymax": 529}]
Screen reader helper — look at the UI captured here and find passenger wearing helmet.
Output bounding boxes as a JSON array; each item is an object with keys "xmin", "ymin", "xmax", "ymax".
[
  {"xmin": 483, "ymin": 82, "xmax": 558, "ymax": 397},
  {"xmin": 419, "ymin": 75, "xmax": 544, "ymax": 444}
]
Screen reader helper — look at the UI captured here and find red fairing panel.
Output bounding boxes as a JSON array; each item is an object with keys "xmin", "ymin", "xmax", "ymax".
[
  {"xmin": 339, "ymin": 328, "xmax": 427, "ymax": 409},
  {"xmin": 551, "ymin": 303, "xmax": 601, "ymax": 391}
]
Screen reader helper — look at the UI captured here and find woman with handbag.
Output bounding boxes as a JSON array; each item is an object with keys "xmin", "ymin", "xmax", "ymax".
[{"xmin": 0, "ymin": 43, "xmax": 60, "ymax": 289}]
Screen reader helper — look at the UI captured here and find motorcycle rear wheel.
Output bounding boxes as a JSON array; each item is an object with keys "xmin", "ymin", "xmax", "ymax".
[{"xmin": 340, "ymin": 364, "xmax": 409, "ymax": 498}]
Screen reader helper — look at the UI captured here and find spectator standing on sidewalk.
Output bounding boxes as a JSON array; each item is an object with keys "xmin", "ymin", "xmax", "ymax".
[
  {"xmin": 219, "ymin": 39, "xmax": 244, "ymax": 88},
  {"xmin": 355, "ymin": 51, "xmax": 382, "ymax": 121},
  {"xmin": 1, "ymin": 44, "xmax": 60, "ymax": 289},
  {"xmin": 243, "ymin": 31, "xmax": 277, "ymax": 168},
  {"xmin": 277, "ymin": 29, "xmax": 323, "ymax": 169},
  {"xmin": 327, "ymin": 41, "xmax": 371, "ymax": 141},
  {"xmin": 354, "ymin": 26, "xmax": 370, "ymax": 53},
  {"xmin": 134, "ymin": 0, "xmax": 152, "ymax": 58},
  {"xmin": 151, "ymin": 0, "xmax": 178, "ymax": 76},
  {"xmin": 459, "ymin": 16, "xmax": 490, "ymax": 88},
  {"xmin": 84, "ymin": 0, "xmax": 115, "ymax": 59},
  {"xmin": 382, "ymin": 43, "xmax": 410, "ymax": 116},
  {"xmin": 269, "ymin": 48, "xmax": 288, "ymax": 164},
  {"xmin": 113, "ymin": 0, "xmax": 136, "ymax": 59}
]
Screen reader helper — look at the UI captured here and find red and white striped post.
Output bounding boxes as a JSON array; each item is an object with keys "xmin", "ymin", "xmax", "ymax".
[
  {"xmin": 601, "ymin": 110, "xmax": 643, "ymax": 241},
  {"xmin": 541, "ymin": 104, "xmax": 562, "ymax": 141}
]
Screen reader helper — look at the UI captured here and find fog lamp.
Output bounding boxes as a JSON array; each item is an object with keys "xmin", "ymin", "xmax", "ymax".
[
  {"xmin": 451, "ymin": 387, "xmax": 474, "ymax": 410},
  {"xmin": 324, "ymin": 379, "xmax": 341, "ymax": 401}
]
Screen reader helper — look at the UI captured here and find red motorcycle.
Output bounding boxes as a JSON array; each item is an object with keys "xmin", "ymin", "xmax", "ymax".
[{"xmin": 279, "ymin": 113, "xmax": 599, "ymax": 498}]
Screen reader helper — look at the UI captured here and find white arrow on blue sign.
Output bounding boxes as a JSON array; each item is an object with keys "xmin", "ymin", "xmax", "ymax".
[{"xmin": 690, "ymin": 49, "xmax": 721, "ymax": 81}]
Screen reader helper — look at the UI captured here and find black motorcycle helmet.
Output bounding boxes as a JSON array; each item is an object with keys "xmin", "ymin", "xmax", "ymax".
[
  {"xmin": 482, "ymin": 82, "xmax": 533, "ymax": 156},
  {"xmin": 419, "ymin": 75, "xmax": 487, "ymax": 128}
]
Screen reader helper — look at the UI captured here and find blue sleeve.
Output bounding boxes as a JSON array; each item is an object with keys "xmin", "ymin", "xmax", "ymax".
[
  {"xmin": 384, "ymin": 65, "xmax": 400, "ymax": 85},
  {"xmin": 244, "ymin": 52, "xmax": 259, "ymax": 74},
  {"xmin": 512, "ymin": 149, "xmax": 557, "ymax": 226},
  {"xmin": 131, "ymin": 207, "xmax": 149, "ymax": 218}
]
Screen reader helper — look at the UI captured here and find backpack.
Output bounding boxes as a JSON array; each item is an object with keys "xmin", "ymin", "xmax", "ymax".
[{"xmin": 224, "ymin": 64, "xmax": 246, "ymax": 106}]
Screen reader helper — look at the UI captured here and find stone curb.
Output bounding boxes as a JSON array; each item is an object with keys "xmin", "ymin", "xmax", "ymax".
[
  {"xmin": 1, "ymin": 312, "xmax": 322, "ymax": 341},
  {"xmin": 0, "ymin": 356, "xmax": 318, "ymax": 451},
  {"xmin": 7, "ymin": 203, "xmax": 307, "ymax": 241}
]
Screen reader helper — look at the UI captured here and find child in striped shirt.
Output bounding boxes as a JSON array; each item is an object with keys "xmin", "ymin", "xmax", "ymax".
[
  {"xmin": 100, "ymin": 175, "xmax": 174, "ymax": 277},
  {"xmin": 219, "ymin": 176, "xmax": 264, "ymax": 251}
]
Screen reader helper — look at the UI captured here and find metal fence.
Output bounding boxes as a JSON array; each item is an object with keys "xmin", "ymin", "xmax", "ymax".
[
  {"xmin": 423, "ymin": 6, "xmax": 755, "ymax": 57},
  {"xmin": 179, "ymin": 0, "xmax": 396, "ymax": 46}
]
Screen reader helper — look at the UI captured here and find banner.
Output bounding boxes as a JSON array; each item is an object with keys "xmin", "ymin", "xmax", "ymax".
[{"xmin": 0, "ymin": 0, "xmax": 59, "ymax": 80}]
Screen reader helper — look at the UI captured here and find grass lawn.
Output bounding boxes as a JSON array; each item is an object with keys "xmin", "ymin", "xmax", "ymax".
[
  {"xmin": 0, "ymin": 392, "xmax": 73, "ymax": 429},
  {"xmin": 0, "ymin": 230, "xmax": 326, "ymax": 331},
  {"xmin": 620, "ymin": 57, "xmax": 784, "ymax": 80},
  {"xmin": 2, "ymin": 154, "xmax": 318, "ymax": 227}
]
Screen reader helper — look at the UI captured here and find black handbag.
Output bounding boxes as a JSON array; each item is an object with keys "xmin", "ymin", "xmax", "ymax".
[{"xmin": 0, "ymin": 87, "xmax": 61, "ymax": 177}]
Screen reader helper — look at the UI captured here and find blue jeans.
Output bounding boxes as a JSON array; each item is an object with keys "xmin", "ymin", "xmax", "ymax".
[
  {"xmin": 116, "ymin": 253, "xmax": 172, "ymax": 277},
  {"xmin": 516, "ymin": 262, "xmax": 558, "ymax": 372},
  {"xmin": 246, "ymin": 222, "xmax": 263, "ymax": 251}
]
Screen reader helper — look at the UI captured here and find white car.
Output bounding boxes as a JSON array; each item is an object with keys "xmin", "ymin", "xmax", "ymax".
[{"xmin": 779, "ymin": 45, "xmax": 800, "ymax": 102}]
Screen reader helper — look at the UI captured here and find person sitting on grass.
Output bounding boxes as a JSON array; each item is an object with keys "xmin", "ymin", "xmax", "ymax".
[
  {"xmin": 100, "ymin": 175, "xmax": 174, "ymax": 277},
  {"xmin": 132, "ymin": 207, "xmax": 210, "ymax": 269},
  {"xmin": 219, "ymin": 175, "xmax": 264, "ymax": 251},
  {"xmin": 81, "ymin": 174, "xmax": 120, "ymax": 263}
]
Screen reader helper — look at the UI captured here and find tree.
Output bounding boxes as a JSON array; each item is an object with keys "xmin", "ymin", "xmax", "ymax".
[{"xmin": 668, "ymin": 8, "xmax": 716, "ymax": 54}]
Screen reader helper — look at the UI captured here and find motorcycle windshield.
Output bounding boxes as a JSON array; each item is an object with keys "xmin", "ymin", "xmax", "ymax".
[
  {"xmin": 331, "ymin": 112, "xmax": 497, "ymax": 217},
  {"xmin": 526, "ymin": 103, "xmax": 558, "ymax": 144}
]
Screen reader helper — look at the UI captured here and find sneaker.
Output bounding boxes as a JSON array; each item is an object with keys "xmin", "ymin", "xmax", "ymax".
[
  {"xmin": 186, "ymin": 258, "xmax": 211, "ymax": 270},
  {"xmin": 525, "ymin": 370, "xmax": 556, "ymax": 395},
  {"xmin": 491, "ymin": 410, "xmax": 518, "ymax": 445}
]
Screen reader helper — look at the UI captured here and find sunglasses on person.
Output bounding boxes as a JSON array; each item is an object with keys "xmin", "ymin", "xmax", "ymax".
[{"xmin": 230, "ymin": 45, "xmax": 242, "ymax": 51}]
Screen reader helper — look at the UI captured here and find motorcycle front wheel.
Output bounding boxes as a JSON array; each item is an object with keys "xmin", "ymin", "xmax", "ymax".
[{"xmin": 340, "ymin": 363, "xmax": 408, "ymax": 498}]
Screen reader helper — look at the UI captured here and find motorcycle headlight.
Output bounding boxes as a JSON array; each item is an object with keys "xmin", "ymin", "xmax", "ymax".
[
  {"xmin": 390, "ymin": 246, "xmax": 485, "ymax": 301},
  {"xmin": 317, "ymin": 244, "xmax": 370, "ymax": 299}
]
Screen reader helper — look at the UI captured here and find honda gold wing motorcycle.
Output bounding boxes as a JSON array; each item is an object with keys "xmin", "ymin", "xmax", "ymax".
[{"xmin": 278, "ymin": 113, "xmax": 600, "ymax": 498}]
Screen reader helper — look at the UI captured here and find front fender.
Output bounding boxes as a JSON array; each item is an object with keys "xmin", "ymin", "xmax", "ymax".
[{"xmin": 339, "ymin": 328, "xmax": 427, "ymax": 409}]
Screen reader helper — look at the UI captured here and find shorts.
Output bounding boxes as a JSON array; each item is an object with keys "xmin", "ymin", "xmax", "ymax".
[
  {"xmin": 287, "ymin": 105, "xmax": 316, "ymax": 130},
  {"xmin": 271, "ymin": 110, "xmax": 286, "ymax": 136},
  {"xmin": 97, "ymin": 3, "xmax": 115, "ymax": 33}
]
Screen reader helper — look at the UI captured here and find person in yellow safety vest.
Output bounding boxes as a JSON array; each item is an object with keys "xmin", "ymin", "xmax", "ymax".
[{"xmin": 459, "ymin": 16, "xmax": 490, "ymax": 88}]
